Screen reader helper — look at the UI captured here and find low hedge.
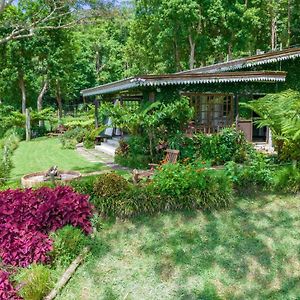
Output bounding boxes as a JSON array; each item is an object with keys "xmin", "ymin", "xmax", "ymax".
[{"xmin": 91, "ymin": 170, "xmax": 233, "ymax": 218}]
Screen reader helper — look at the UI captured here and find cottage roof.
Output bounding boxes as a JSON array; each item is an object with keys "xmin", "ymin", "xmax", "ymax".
[
  {"xmin": 178, "ymin": 47, "xmax": 300, "ymax": 74},
  {"xmin": 81, "ymin": 71, "xmax": 286, "ymax": 97}
]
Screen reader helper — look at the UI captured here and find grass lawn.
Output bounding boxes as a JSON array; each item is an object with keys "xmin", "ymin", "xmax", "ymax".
[
  {"xmin": 11, "ymin": 137, "xmax": 105, "ymax": 178},
  {"xmin": 57, "ymin": 193, "xmax": 300, "ymax": 300}
]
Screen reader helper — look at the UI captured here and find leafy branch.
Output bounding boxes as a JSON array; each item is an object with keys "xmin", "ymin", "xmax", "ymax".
[
  {"xmin": 241, "ymin": 89, "xmax": 300, "ymax": 160},
  {"xmin": 0, "ymin": 0, "xmax": 110, "ymax": 45}
]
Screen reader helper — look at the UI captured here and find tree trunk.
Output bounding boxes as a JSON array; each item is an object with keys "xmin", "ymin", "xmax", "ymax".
[
  {"xmin": 228, "ymin": 43, "xmax": 233, "ymax": 61},
  {"xmin": 56, "ymin": 80, "xmax": 63, "ymax": 119},
  {"xmin": 188, "ymin": 34, "xmax": 196, "ymax": 69},
  {"xmin": 270, "ymin": 4, "xmax": 277, "ymax": 50},
  {"xmin": 174, "ymin": 39, "xmax": 181, "ymax": 72},
  {"xmin": 25, "ymin": 108, "xmax": 31, "ymax": 141},
  {"xmin": 18, "ymin": 71, "xmax": 26, "ymax": 114},
  {"xmin": 94, "ymin": 99, "xmax": 99, "ymax": 129},
  {"xmin": 287, "ymin": 0, "xmax": 291, "ymax": 47},
  {"xmin": 37, "ymin": 79, "xmax": 48, "ymax": 127}
]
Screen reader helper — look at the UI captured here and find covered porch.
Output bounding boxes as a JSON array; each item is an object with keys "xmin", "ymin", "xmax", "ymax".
[{"xmin": 81, "ymin": 71, "xmax": 286, "ymax": 143}]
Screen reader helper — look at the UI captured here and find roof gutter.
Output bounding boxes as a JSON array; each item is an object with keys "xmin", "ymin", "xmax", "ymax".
[{"xmin": 80, "ymin": 71, "xmax": 286, "ymax": 97}]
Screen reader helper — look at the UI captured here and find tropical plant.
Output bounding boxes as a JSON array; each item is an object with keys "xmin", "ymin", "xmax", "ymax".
[
  {"xmin": 225, "ymin": 154, "xmax": 274, "ymax": 191},
  {"xmin": 242, "ymin": 90, "xmax": 300, "ymax": 161},
  {"xmin": 194, "ymin": 127, "xmax": 250, "ymax": 165},
  {"xmin": 273, "ymin": 165, "xmax": 300, "ymax": 194},
  {"xmin": 104, "ymin": 97, "xmax": 193, "ymax": 159},
  {"xmin": 92, "ymin": 165, "xmax": 233, "ymax": 217}
]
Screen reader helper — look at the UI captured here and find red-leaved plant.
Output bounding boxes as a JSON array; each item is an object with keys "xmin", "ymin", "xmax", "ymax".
[
  {"xmin": 0, "ymin": 186, "xmax": 93, "ymax": 299},
  {"xmin": 0, "ymin": 271, "xmax": 22, "ymax": 300},
  {"xmin": 0, "ymin": 186, "xmax": 93, "ymax": 267}
]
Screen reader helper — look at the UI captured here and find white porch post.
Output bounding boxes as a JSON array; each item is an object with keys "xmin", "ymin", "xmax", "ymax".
[{"xmin": 267, "ymin": 127, "xmax": 274, "ymax": 152}]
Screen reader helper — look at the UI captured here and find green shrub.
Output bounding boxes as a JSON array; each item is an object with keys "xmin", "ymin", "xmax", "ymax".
[
  {"xmin": 225, "ymin": 154, "xmax": 273, "ymax": 191},
  {"xmin": 60, "ymin": 138, "xmax": 77, "ymax": 149},
  {"xmin": 92, "ymin": 173, "xmax": 130, "ymax": 213},
  {"xmin": 63, "ymin": 117, "xmax": 94, "ymax": 130},
  {"xmin": 93, "ymin": 173, "xmax": 130, "ymax": 198},
  {"xmin": 60, "ymin": 127, "xmax": 89, "ymax": 149},
  {"xmin": 192, "ymin": 170, "xmax": 233, "ymax": 209},
  {"xmin": 92, "ymin": 165, "xmax": 232, "ymax": 218},
  {"xmin": 152, "ymin": 163, "xmax": 199, "ymax": 197},
  {"xmin": 31, "ymin": 125, "xmax": 48, "ymax": 138},
  {"xmin": 49, "ymin": 225, "xmax": 90, "ymax": 267},
  {"xmin": 0, "ymin": 130, "xmax": 20, "ymax": 184},
  {"xmin": 115, "ymin": 136, "xmax": 151, "ymax": 169},
  {"xmin": 273, "ymin": 165, "xmax": 300, "ymax": 194},
  {"xmin": 0, "ymin": 105, "xmax": 25, "ymax": 138},
  {"xmin": 194, "ymin": 127, "xmax": 250, "ymax": 165},
  {"xmin": 69, "ymin": 175, "xmax": 97, "ymax": 197},
  {"xmin": 14, "ymin": 264, "xmax": 54, "ymax": 300},
  {"xmin": 8, "ymin": 126, "xmax": 26, "ymax": 140},
  {"xmin": 127, "ymin": 136, "xmax": 149, "ymax": 156},
  {"xmin": 167, "ymin": 132, "xmax": 195, "ymax": 161},
  {"xmin": 115, "ymin": 153, "xmax": 151, "ymax": 169},
  {"xmin": 152, "ymin": 163, "xmax": 232, "ymax": 205}
]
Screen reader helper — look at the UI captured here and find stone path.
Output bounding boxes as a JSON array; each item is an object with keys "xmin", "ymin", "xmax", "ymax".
[{"xmin": 76, "ymin": 144, "xmax": 131, "ymax": 173}]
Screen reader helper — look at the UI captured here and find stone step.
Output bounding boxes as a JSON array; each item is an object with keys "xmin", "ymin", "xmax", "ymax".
[
  {"xmin": 105, "ymin": 138, "xmax": 120, "ymax": 147},
  {"xmin": 95, "ymin": 143, "xmax": 116, "ymax": 157}
]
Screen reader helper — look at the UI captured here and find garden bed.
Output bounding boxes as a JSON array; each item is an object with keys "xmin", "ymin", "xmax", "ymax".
[{"xmin": 0, "ymin": 186, "xmax": 94, "ymax": 299}]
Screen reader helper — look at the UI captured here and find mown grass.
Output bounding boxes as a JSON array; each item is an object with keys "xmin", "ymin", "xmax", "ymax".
[
  {"xmin": 11, "ymin": 137, "xmax": 104, "ymax": 178},
  {"xmin": 56, "ymin": 193, "xmax": 300, "ymax": 300}
]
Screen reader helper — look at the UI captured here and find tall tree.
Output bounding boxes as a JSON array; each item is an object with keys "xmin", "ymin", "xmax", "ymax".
[{"xmin": 0, "ymin": 0, "xmax": 106, "ymax": 45}]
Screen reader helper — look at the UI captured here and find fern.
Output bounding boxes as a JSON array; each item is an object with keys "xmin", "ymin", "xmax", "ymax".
[{"xmin": 241, "ymin": 89, "xmax": 300, "ymax": 160}]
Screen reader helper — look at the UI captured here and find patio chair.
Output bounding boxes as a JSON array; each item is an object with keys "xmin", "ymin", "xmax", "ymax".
[{"xmin": 132, "ymin": 149, "xmax": 180, "ymax": 184}]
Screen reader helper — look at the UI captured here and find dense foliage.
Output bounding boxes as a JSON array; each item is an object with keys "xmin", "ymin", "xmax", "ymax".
[
  {"xmin": 243, "ymin": 90, "xmax": 300, "ymax": 161},
  {"xmin": 90, "ymin": 170, "xmax": 232, "ymax": 218},
  {"xmin": 116, "ymin": 127, "xmax": 252, "ymax": 168},
  {"xmin": 0, "ymin": 271, "xmax": 22, "ymax": 300},
  {"xmin": 225, "ymin": 154, "xmax": 274, "ymax": 191},
  {"xmin": 0, "ymin": 129, "xmax": 20, "ymax": 184},
  {"xmin": 2, "ymin": 1, "xmax": 299, "ymax": 119},
  {"xmin": 273, "ymin": 165, "xmax": 300, "ymax": 194},
  {"xmin": 107, "ymin": 97, "xmax": 193, "ymax": 160},
  {"xmin": 93, "ymin": 173, "xmax": 130, "ymax": 198},
  {"xmin": 190, "ymin": 127, "xmax": 250, "ymax": 165},
  {"xmin": 0, "ymin": 186, "xmax": 93, "ymax": 267},
  {"xmin": 50, "ymin": 226, "xmax": 90, "ymax": 267},
  {"xmin": 127, "ymin": 0, "xmax": 300, "ymax": 74}
]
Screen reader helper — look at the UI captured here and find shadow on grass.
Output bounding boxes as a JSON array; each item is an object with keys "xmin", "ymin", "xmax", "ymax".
[
  {"xmin": 70, "ymin": 164, "xmax": 106, "ymax": 174},
  {"xmin": 124, "ymin": 195, "xmax": 300, "ymax": 298}
]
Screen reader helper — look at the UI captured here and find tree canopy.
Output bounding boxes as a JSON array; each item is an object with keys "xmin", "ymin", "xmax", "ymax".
[{"xmin": 0, "ymin": 0, "xmax": 299, "ymax": 113}]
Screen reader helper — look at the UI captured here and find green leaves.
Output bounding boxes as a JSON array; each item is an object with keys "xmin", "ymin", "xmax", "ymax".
[
  {"xmin": 103, "ymin": 97, "xmax": 193, "ymax": 136},
  {"xmin": 242, "ymin": 89, "xmax": 300, "ymax": 160}
]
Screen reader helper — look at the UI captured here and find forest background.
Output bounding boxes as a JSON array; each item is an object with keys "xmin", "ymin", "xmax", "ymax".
[{"xmin": 0, "ymin": 0, "xmax": 299, "ymax": 114}]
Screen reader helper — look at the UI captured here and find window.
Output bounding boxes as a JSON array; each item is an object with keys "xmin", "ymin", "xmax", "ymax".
[{"xmin": 183, "ymin": 93, "xmax": 234, "ymax": 133}]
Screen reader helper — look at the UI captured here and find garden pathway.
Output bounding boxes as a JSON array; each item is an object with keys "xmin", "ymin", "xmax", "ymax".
[{"xmin": 76, "ymin": 144, "xmax": 130, "ymax": 173}]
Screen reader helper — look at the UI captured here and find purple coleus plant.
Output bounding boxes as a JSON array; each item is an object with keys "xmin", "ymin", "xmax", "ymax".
[
  {"xmin": 0, "ymin": 271, "xmax": 22, "ymax": 300},
  {"xmin": 0, "ymin": 186, "xmax": 93, "ymax": 267},
  {"xmin": 0, "ymin": 186, "xmax": 93, "ymax": 298}
]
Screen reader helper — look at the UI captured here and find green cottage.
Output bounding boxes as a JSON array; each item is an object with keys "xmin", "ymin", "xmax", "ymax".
[{"xmin": 81, "ymin": 47, "xmax": 300, "ymax": 143}]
